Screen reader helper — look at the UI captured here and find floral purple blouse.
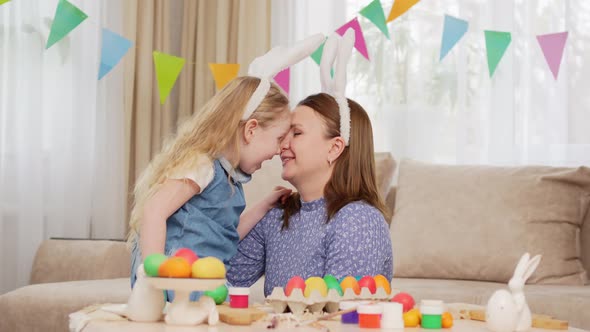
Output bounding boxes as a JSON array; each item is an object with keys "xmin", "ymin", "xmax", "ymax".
[{"xmin": 227, "ymin": 197, "xmax": 393, "ymax": 296}]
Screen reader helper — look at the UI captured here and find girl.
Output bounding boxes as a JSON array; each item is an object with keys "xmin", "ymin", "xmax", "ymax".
[{"xmin": 127, "ymin": 34, "xmax": 325, "ymax": 288}]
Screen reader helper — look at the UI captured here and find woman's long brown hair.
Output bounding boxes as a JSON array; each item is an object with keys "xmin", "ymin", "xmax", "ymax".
[{"xmin": 281, "ymin": 93, "xmax": 390, "ymax": 229}]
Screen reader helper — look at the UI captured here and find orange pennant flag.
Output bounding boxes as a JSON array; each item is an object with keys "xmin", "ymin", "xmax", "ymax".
[
  {"xmin": 209, "ymin": 63, "xmax": 240, "ymax": 90},
  {"xmin": 387, "ymin": 0, "xmax": 420, "ymax": 23}
]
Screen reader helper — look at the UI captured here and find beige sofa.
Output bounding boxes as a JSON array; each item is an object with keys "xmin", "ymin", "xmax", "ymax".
[{"xmin": 1, "ymin": 154, "xmax": 589, "ymax": 331}]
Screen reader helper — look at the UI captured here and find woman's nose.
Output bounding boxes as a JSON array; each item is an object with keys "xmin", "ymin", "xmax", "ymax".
[{"xmin": 280, "ymin": 136, "xmax": 290, "ymax": 152}]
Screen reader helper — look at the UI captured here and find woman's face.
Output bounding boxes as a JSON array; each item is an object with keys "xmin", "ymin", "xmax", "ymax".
[{"xmin": 280, "ymin": 105, "xmax": 332, "ymax": 185}]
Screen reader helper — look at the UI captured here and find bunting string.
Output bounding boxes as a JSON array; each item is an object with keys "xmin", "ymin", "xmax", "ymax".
[{"xmin": 1, "ymin": 0, "xmax": 570, "ymax": 105}]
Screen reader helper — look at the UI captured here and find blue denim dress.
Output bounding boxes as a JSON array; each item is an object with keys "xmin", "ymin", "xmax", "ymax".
[{"xmin": 130, "ymin": 158, "xmax": 251, "ymax": 300}]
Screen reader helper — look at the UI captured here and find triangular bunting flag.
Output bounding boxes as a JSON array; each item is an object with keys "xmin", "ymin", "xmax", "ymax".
[
  {"xmin": 336, "ymin": 17, "xmax": 370, "ymax": 60},
  {"xmin": 439, "ymin": 15, "xmax": 468, "ymax": 61},
  {"xmin": 536, "ymin": 31, "xmax": 568, "ymax": 80},
  {"xmin": 387, "ymin": 0, "xmax": 420, "ymax": 23},
  {"xmin": 311, "ymin": 41, "xmax": 326, "ymax": 65},
  {"xmin": 273, "ymin": 68, "xmax": 290, "ymax": 95},
  {"xmin": 208, "ymin": 63, "xmax": 240, "ymax": 90},
  {"xmin": 484, "ymin": 30, "xmax": 511, "ymax": 77},
  {"xmin": 360, "ymin": 0, "xmax": 390, "ymax": 39},
  {"xmin": 1, "ymin": 0, "xmax": 11, "ymax": 5},
  {"xmin": 46, "ymin": 0, "xmax": 88, "ymax": 49},
  {"xmin": 98, "ymin": 28, "xmax": 132, "ymax": 80},
  {"xmin": 153, "ymin": 51, "xmax": 185, "ymax": 105}
]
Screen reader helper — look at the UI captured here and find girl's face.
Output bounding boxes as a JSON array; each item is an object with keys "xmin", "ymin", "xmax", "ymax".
[
  {"xmin": 280, "ymin": 106, "xmax": 332, "ymax": 186},
  {"xmin": 239, "ymin": 114, "xmax": 291, "ymax": 175}
]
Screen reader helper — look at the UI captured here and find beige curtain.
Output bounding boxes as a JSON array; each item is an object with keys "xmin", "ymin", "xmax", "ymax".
[{"xmin": 123, "ymin": 0, "xmax": 271, "ymax": 227}]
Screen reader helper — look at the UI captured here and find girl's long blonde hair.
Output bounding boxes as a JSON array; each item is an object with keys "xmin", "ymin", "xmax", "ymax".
[{"xmin": 127, "ymin": 77, "xmax": 289, "ymax": 245}]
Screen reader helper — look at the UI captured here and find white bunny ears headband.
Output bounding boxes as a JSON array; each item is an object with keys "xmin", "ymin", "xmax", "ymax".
[
  {"xmin": 320, "ymin": 30, "xmax": 355, "ymax": 146},
  {"xmin": 243, "ymin": 33, "xmax": 325, "ymax": 121}
]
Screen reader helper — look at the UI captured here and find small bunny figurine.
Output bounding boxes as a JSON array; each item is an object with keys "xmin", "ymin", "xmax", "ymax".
[
  {"xmin": 126, "ymin": 264, "xmax": 166, "ymax": 322},
  {"xmin": 486, "ymin": 253, "xmax": 542, "ymax": 332}
]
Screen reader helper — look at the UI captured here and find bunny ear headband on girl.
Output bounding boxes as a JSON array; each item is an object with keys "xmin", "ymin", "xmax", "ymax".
[
  {"xmin": 319, "ymin": 30, "xmax": 355, "ymax": 146},
  {"xmin": 242, "ymin": 33, "xmax": 326, "ymax": 121}
]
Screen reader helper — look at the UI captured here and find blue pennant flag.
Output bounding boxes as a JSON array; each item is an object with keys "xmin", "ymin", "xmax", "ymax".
[
  {"xmin": 440, "ymin": 14, "xmax": 468, "ymax": 61},
  {"xmin": 98, "ymin": 28, "xmax": 132, "ymax": 80}
]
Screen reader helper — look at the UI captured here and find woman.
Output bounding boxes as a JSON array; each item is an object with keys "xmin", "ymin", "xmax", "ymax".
[{"xmin": 227, "ymin": 93, "xmax": 393, "ymax": 296}]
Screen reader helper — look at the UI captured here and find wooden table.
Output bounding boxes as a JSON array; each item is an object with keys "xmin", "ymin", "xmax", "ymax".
[{"xmin": 79, "ymin": 317, "xmax": 587, "ymax": 332}]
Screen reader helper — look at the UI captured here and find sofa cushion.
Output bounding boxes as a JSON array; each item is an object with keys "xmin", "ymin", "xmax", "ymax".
[
  {"xmin": 393, "ymin": 278, "xmax": 590, "ymax": 330},
  {"xmin": 391, "ymin": 160, "xmax": 590, "ymax": 285},
  {"xmin": 243, "ymin": 152, "xmax": 396, "ymax": 205},
  {"xmin": 30, "ymin": 239, "xmax": 131, "ymax": 284},
  {"xmin": 0, "ymin": 278, "xmax": 131, "ymax": 332}
]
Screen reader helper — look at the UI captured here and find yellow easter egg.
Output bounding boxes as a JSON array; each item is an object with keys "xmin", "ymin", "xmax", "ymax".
[
  {"xmin": 191, "ymin": 257, "xmax": 226, "ymax": 278},
  {"xmin": 374, "ymin": 274, "xmax": 391, "ymax": 294},
  {"xmin": 304, "ymin": 277, "xmax": 328, "ymax": 297},
  {"xmin": 340, "ymin": 276, "xmax": 361, "ymax": 295}
]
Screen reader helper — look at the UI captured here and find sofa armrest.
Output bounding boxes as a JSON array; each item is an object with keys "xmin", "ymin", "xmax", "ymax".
[{"xmin": 30, "ymin": 239, "xmax": 131, "ymax": 284}]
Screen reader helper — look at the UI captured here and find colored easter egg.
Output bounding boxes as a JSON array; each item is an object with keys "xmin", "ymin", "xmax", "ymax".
[
  {"xmin": 392, "ymin": 292, "xmax": 416, "ymax": 312},
  {"xmin": 442, "ymin": 312, "xmax": 453, "ymax": 328},
  {"xmin": 373, "ymin": 274, "xmax": 391, "ymax": 295},
  {"xmin": 304, "ymin": 277, "xmax": 328, "ymax": 297},
  {"xmin": 158, "ymin": 257, "xmax": 191, "ymax": 278},
  {"xmin": 191, "ymin": 257, "xmax": 226, "ymax": 278},
  {"xmin": 403, "ymin": 308, "xmax": 421, "ymax": 327},
  {"xmin": 204, "ymin": 284, "xmax": 228, "ymax": 305},
  {"xmin": 323, "ymin": 274, "xmax": 343, "ymax": 296},
  {"xmin": 354, "ymin": 275, "xmax": 362, "ymax": 281},
  {"xmin": 174, "ymin": 248, "xmax": 199, "ymax": 265},
  {"xmin": 143, "ymin": 253, "xmax": 168, "ymax": 277},
  {"xmin": 340, "ymin": 276, "xmax": 361, "ymax": 295},
  {"xmin": 358, "ymin": 276, "xmax": 377, "ymax": 294},
  {"xmin": 285, "ymin": 276, "xmax": 306, "ymax": 296}
]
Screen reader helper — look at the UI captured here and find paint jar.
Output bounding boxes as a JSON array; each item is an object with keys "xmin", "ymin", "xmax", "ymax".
[
  {"xmin": 381, "ymin": 302, "xmax": 404, "ymax": 330},
  {"xmin": 228, "ymin": 287, "xmax": 249, "ymax": 308},
  {"xmin": 420, "ymin": 299, "xmax": 444, "ymax": 329},
  {"xmin": 357, "ymin": 304, "xmax": 383, "ymax": 329},
  {"xmin": 340, "ymin": 301, "xmax": 360, "ymax": 324}
]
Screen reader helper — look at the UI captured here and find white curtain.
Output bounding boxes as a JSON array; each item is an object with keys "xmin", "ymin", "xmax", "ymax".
[
  {"xmin": 0, "ymin": 0, "xmax": 126, "ymax": 294},
  {"xmin": 272, "ymin": 0, "xmax": 590, "ymax": 167}
]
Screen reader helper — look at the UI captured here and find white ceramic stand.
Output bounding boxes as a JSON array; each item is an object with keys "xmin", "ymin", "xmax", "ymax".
[{"xmin": 145, "ymin": 278, "xmax": 225, "ymax": 326}]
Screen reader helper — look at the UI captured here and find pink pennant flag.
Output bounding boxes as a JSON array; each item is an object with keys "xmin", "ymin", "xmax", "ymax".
[
  {"xmin": 336, "ymin": 17, "xmax": 369, "ymax": 60},
  {"xmin": 273, "ymin": 68, "xmax": 290, "ymax": 95},
  {"xmin": 536, "ymin": 31, "xmax": 568, "ymax": 80}
]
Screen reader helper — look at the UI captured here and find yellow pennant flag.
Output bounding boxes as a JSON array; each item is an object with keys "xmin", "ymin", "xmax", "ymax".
[
  {"xmin": 209, "ymin": 63, "xmax": 240, "ymax": 90},
  {"xmin": 153, "ymin": 51, "xmax": 185, "ymax": 105},
  {"xmin": 387, "ymin": 0, "xmax": 420, "ymax": 23}
]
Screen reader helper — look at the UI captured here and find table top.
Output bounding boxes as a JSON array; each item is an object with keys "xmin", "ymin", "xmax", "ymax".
[{"xmin": 80, "ymin": 317, "xmax": 587, "ymax": 332}]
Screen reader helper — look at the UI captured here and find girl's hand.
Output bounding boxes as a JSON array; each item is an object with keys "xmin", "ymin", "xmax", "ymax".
[{"xmin": 264, "ymin": 186, "xmax": 292, "ymax": 209}]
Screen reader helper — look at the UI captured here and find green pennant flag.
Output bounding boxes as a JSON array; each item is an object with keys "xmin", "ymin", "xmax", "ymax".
[
  {"xmin": 46, "ymin": 0, "xmax": 88, "ymax": 49},
  {"xmin": 153, "ymin": 51, "xmax": 185, "ymax": 105},
  {"xmin": 310, "ymin": 41, "xmax": 326, "ymax": 66},
  {"xmin": 484, "ymin": 30, "xmax": 511, "ymax": 77},
  {"xmin": 1, "ymin": 0, "xmax": 12, "ymax": 6},
  {"xmin": 360, "ymin": 0, "xmax": 390, "ymax": 39}
]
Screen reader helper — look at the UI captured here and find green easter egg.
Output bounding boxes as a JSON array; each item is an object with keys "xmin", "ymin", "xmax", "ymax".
[
  {"xmin": 204, "ymin": 284, "xmax": 228, "ymax": 305},
  {"xmin": 323, "ymin": 274, "xmax": 343, "ymax": 296},
  {"xmin": 143, "ymin": 253, "xmax": 168, "ymax": 277}
]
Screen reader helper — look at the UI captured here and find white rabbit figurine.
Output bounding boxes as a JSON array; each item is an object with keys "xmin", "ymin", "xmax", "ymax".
[
  {"xmin": 126, "ymin": 264, "xmax": 166, "ymax": 322},
  {"xmin": 486, "ymin": 253, "xmax": 542, "ymax": 332}
]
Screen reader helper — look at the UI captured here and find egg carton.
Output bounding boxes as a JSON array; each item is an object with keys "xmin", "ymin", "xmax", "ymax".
[{"xmin": 265, "ymin": 286, "xmax": 395, "ymax": 315}]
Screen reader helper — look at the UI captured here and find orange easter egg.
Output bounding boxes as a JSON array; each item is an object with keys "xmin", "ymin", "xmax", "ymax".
[
  {"xmin": 374, "ymin": 274, "xmax": 391, "ymax": 294},
  {"xmin": 442, "ymin": 312, "xmax": 454, "ymax": 328},
  {"xmin": 158, "ymin": 257, "xmax": 191, "ymax": 278},
  {"xmin": 340, "ymin": 276, "xmax": 361, "ymax": 295}
]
